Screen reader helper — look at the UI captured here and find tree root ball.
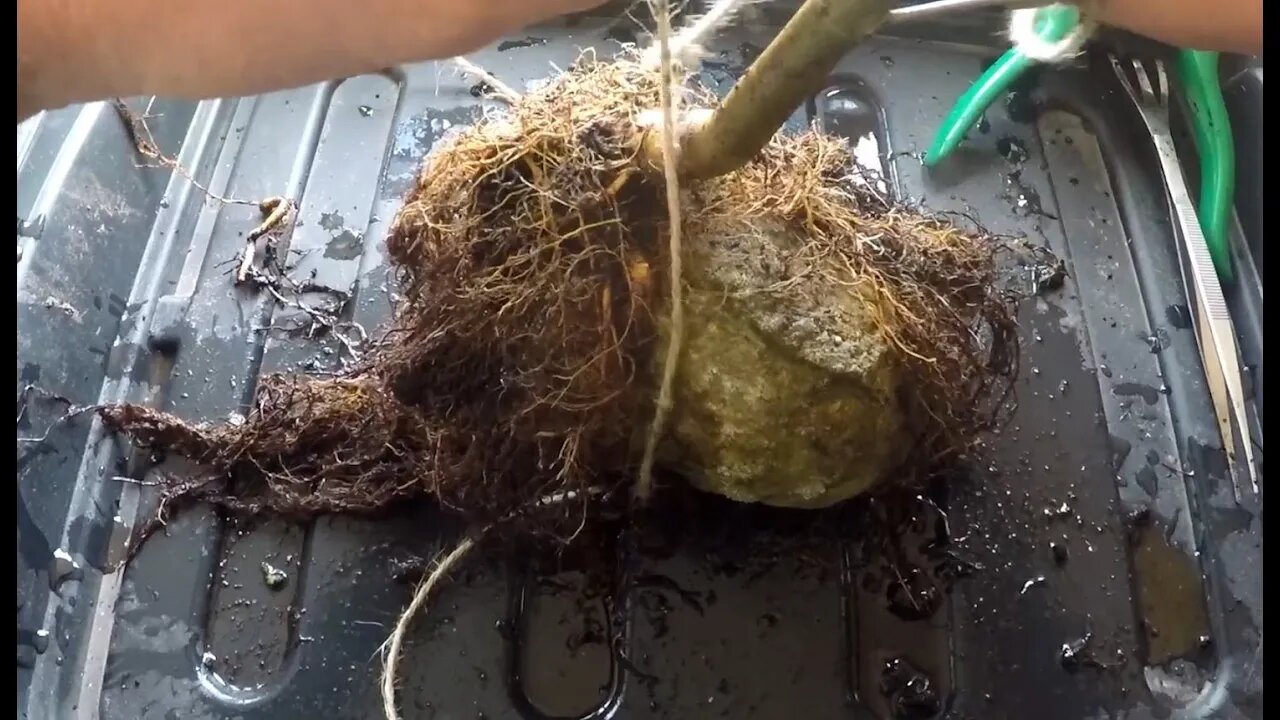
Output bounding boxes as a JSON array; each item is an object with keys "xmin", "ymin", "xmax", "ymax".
[{"xmin": 100, "ymin": 57, "xmax": 1017, "ymax": 538}]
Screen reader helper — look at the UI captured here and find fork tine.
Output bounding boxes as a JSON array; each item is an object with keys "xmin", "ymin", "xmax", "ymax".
[
  {"xmin": 1132, "ymin": 58, "xmax": 1156, "ymax": 102},
  {"xmin": 1109, "ymin": 54, "xmax": 1135, "ymax": 97},
  {"xmin": 1154, "ymin": 60, "xmax": 1169, "ymax": 104}
]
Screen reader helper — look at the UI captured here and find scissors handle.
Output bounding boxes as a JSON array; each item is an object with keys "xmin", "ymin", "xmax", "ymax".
[
  {"xmin": 1176, "ymin": 50, "xmax": 1236, "ymax": 284},
  {"xmin": 923, "ymin": 5, "xmax": 1080, "ymax": 166}
]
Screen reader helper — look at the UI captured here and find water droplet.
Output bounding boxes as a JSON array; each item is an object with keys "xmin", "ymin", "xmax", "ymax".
[
  {"xmin": 1050, "ymin": 542, "xmax": 1069, "ymax": 565},
  {"xmin": 880, "ymin": 657, "xmax": 940, "ymax": 719},
  {"xmin": 1144, "ymin": 329, "xmax": 1170, "ymax": 353},
  {"xmin": 358, "ymin": 105, "xmax": 373, "ymax": 117},
  {"xmin": 1043, "ymin": 501, "xmax": 1071, "ymax": 519},
  {"xmin": 49, "ymin": 548, "xmax": 83, "ymax": 591}
]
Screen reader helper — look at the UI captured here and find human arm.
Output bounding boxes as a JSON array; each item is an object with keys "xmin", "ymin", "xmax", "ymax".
[
  {"xmin": 17, "ymin": 0, "xmax": 602, "ymax": 121},
  {"xmin": 1091, "ymin": 0, "xmax": 1262, "ymax": 55}
]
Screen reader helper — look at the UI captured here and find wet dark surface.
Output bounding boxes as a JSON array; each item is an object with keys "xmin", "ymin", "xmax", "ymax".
[{"xmin": 16, "ymin": 7, "xmax": 1263, "ymax": 720}]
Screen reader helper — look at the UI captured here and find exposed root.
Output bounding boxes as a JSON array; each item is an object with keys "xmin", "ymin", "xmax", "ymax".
[
  {"xmin": 111, "ymin": 99, "xmax": 294, "ymax": 284},
  {"xmin": 640, "ymin": 0, "xmax": 756, "ymax": 70},
  {"xmin": 16, "ymin": 384, "xmax": 103, "ymax": 446},
  {"xmin": 110, "ymin": 98, "xmax": 256, "ymax": 207},
  {"xmin": 99, "ymin": 54, "xmax": 1017, "ymax": 548},
  {"xmin": 452, "ymin": 57, "xmax": 523, "ymax": 104},
  {"xmin": 236, "ymin": 197, "xmax": 296, "ymax": 283},
  {"xmin": 380, "ymin": 536, "xmax": 476, "ymax": 720},
  {"xmin": 635, "ymin": 0, "xmax": 684, "ymax": 503},
  {"xmin": 99, "ymin": 377, "xmax": 432, "ymax": 517},
  {"xmin": 246, "ymin": 197, "xmax": 294, "ymax": 243}
]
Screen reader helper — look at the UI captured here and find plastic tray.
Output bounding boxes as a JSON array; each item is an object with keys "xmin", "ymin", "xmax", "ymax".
[{"xmin": 17, "ymin": 5, "xmax": 1264, "ymax": 719}]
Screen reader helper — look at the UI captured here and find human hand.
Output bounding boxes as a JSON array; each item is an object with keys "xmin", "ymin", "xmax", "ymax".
[{"xmin": 19, "ymin": 0, "xmax": 605, "ymax": 120}]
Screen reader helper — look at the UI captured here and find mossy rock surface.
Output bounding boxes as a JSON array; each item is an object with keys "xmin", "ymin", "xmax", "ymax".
[{"xmin": 661, "ymin": 219, "xmax": 911, "ymax": 508}]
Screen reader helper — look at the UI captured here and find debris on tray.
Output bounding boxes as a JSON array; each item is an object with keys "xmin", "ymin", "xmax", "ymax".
[
  {"xmin": 110, "ymin": 97, "xmax": 302, "ymax": 294},
  {"xmin": 1059, "ymin": 630, "xmax": 1123, "ymax": 673},
  {"xmin": 260, "ymin": 561, "xmax": 288, "ymax": 591},
  {"xmin": 1059, "ymin": 631, "xmax": 1093, "ymax": 671},
  {"xmin": 235, "ymin": 196, "xmax": 296, "ymax": 284},
  {"xmin": 1031, "ymin": 255, "xmax": 1068, "ymax": 294}
]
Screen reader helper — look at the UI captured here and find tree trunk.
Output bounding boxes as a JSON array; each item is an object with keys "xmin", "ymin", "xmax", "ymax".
[{"xmin": 679, "ymin": 0, "xmax": 891, "ymax": 179}]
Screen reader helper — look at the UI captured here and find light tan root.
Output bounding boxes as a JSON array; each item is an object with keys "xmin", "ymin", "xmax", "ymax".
[
  {"xmin": 452, "ymin": 57, "xmax": 523, "ymax": 104},
  {"xmin": 236, "ymin": 197, "xmax": 295, "ymax": 284},
  {"xmin": 380, "ymin": 536, "xmax": 477, "ymax": 720},
  {"xmin": 640, "ymin": 0, "xmax": 754, "ymax": 69},
  {"xmin": 110, "ymin": 97, "xmax": 257, "ymax": 207},
  {"xmin": 635, "ymin": 0, "xmax": 685, "ymax": 504}
]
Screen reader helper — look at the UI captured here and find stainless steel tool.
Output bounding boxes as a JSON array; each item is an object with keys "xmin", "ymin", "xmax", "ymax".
[
  {"xmin": 886, "ymin": 0, "xmax": 1046, "ymax": 23},
  {"xmin": 1111, "ymin": 54, "xmax": 1258, "ymax": 497}
]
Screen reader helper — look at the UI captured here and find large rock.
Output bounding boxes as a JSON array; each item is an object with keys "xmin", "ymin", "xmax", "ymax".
[{"xmin": 659, "ymin": 219, "xmax": 913, "ymax": 508}]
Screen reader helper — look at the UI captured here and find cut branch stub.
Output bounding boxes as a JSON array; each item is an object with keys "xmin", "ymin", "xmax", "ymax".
[{"xmin": 679, "ymin": 0, "xmax": 891, "ymax": 180}]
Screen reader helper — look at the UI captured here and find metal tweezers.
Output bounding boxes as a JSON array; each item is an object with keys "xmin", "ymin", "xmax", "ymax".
[{"xmin": 1111, "ymin": 56, "xmax": 1257, "ymax": 497}]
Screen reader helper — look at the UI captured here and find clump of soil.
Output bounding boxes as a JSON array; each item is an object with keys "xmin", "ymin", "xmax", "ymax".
[{"xmin": 99, "ymin": 57, "xmax": 1017, "ymax": 545}]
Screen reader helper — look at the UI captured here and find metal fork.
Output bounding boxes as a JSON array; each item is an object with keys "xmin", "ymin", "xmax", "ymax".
[{"xmin": 1110, "ymin": 55, "xmax": 1257, "ymax": 497}]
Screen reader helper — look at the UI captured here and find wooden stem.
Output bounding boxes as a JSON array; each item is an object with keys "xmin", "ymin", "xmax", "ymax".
[{"xmin": 679, "ymin": 0, "xmax": 891, "ymax": 180}]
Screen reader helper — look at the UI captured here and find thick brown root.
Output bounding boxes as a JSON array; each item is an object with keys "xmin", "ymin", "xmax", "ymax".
[{"xmin": 100, "ymin": 376, "xmax": 432, "ymax": 517}]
